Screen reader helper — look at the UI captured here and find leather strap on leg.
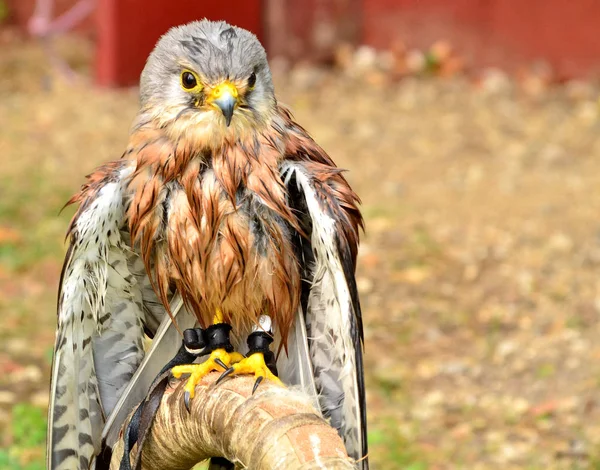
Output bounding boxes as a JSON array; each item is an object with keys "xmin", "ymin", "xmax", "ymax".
[
  {"xmin": 247, "ymin": 331, "xmax": 278, "ymax": 376},
  {"xmin": 117, "ymin": 328, "xmax": 207, "ymax": 470}
]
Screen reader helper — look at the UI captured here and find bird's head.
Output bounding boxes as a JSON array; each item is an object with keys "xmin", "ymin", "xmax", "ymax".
[{"xmin": 138, "ymin": 20, "xmax": 276, "ymax": 146}]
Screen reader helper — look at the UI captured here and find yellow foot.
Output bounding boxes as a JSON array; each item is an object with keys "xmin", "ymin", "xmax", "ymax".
[
  {"xmin": 217, "ymin": 352, "xmax": 283, "ymax": 394},
  {"xmin": 172, "ymin": 348, "xmax": 244, "ymax": 410}
]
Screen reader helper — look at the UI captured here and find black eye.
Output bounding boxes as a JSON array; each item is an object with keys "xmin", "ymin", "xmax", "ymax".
[
  {"xmin": 248, "ymin": 72, "xmax": 257, "ymax": 89},
  {"xmin": 181, "ymin": 71, "xmax": 197, "ymax": 89}
]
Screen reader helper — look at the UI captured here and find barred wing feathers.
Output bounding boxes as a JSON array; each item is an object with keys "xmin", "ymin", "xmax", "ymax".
[
  {"xmin": 47, "ymin": 163, "xmax": 163, "ymax": 469},
  {"xmin": 281, "ymin": 151, "xmax": 368, "ymax": 469}
]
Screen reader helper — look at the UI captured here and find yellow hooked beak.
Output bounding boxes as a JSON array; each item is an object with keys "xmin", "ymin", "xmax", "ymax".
[{"xmin": 208, "ymin": 81, "xmax": 239, "ymax": 127}]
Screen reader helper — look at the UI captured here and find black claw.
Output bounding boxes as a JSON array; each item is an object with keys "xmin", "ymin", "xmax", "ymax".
[
  {"xmin": 214, "ymin": 358, "xmax": 228, "ymax": 370},
  {"xmin": 184, "ymin": 391, "xmax": 191, "ymax": 413},
  {"xmin": 252, "ymin": 376, "xmax": 264, "ymax": 395},
  {"xmin": 216, "ymin": 367, "xmax": 235, "ymax": 385}
]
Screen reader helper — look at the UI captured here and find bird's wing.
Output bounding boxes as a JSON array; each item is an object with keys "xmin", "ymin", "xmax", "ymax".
[
  {"xmin": 101, "ymin": 294, "xmax": 198, "ymax": 448},
  {"xmin": 47, "ymin": 162, "xmax": 166, "ymax": 470},
  {"xmin": 281, "ymin": 159, "xmax": 368, "ymax": 468}
]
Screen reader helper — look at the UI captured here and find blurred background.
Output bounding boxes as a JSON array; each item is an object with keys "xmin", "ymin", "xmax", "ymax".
[{"xmin": 2, "ymin": 1, "xmax": 600, "ymax": 469}]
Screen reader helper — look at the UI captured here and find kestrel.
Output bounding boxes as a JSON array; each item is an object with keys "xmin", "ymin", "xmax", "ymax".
[{"xmin": 48, "ymin": 20, "xmax": 367, "ymax": 469}]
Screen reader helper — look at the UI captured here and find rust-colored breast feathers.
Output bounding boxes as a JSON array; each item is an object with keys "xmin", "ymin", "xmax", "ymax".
[
  {"xmin": 126, "ymin": 127, "xmax": 301, "ymax": 339},
  {"xmin": 65, "ymin": 109, "xmax": 362, "ymax": 348}
]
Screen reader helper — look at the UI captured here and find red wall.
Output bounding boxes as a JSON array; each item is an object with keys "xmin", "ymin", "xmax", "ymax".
[
  {"xmin": 5, "ymin": 0, "xmax": 263, "ymax": 87},
  {"xmin": 363, "ymin": 0, "xmax": 600, "ymax": 79},
  {"xmin": 96, "ymin": 0, "xmax": 263, "ymax": 87},
  {"xmin": 265, "ymin": 0, "xmax": 361, "ymax": 62},
  {"xmin": 6, "ymin": 0, "xmax": 600, "ymax": 81}
]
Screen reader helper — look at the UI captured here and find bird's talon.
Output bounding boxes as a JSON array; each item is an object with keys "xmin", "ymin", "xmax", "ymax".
[
  {"xmin": 219, "ymin": 352, "xmax": 283, "ymax": 389},
  {"xmin": 216, "ymin": 366, "xmax": 235, "ymax": 385},
  {"xmin": 252, "ymin": 376, "xmax": 264, "ymax": 395},
  {"xmin": 184, "ymin": 391, "xmax": 191, "ymax": 413},
  {"xmin": 172, "ymin": 348, "xmax": 242, "ymax": 407}
]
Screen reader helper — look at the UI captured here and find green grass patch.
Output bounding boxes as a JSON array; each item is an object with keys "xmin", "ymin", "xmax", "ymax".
[
  {"xmin": 0, "ymin": 448, "xmax": 44, "ymax": 470},
  {"xmin": 368, "ymin": 420, "xmax": 428, "ymax": 469},
  {"xmin": 535, "ymin": 363, "xmax": 556, "ymax": 379},
  {"xmin": 1, "ymin": 404, "xmax": 47, "ymax": 469},
  {"xmin": 12, "ymin": 404, "xmax": 46, "ymax": 448}
]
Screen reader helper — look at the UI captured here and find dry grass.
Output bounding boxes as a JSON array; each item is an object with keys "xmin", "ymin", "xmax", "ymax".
[{"xmin": 2, "ymin": 33, "xmax": 600, "ymax": 469}]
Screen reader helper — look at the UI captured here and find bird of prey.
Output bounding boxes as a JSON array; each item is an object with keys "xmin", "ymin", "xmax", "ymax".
[{"xmin": 47, "ymin": 20, "xmax": 367, "ymax": 469}]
